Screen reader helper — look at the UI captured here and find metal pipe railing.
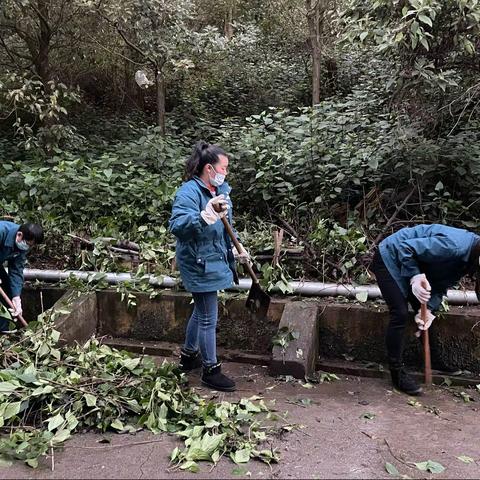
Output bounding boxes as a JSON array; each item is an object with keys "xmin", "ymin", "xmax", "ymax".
[{"xmin": 23, "ymin": 268, "xmax": 479, "ymax": 305}]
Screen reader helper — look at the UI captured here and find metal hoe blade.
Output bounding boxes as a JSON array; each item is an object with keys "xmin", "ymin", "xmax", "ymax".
[{"xmin": 246, "ymin": 281, "xmax": 271, "ymax": 319}]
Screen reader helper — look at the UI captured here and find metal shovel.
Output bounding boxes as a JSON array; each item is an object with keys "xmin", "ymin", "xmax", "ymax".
[{"xmin": 217, "ymin": 214, "xmax": 271, "ymax": 318}]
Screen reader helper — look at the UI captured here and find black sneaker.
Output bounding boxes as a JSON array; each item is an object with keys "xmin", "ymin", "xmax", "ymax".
[
  {"xmin": 201, "ymin": 363, "xmax": 236, "ymax": 392},
  {"xmin": 390, "ymin": 367, "xmax": 423, "ymax": 395},
  {"xmin": 179, "ymin": 348, "xmax": 202, "ymax": 372}
]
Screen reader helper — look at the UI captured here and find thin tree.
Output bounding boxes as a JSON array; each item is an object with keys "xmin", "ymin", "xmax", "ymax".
[{"xmin": 305, "ymin": 0, "xmax": 334, "ymax": 105}]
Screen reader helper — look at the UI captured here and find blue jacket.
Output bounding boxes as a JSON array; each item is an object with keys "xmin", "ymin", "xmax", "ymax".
[
  {"xmin": 0, "ymin": 221, "xmax": 27, "ymax": 297},
  {"xmin": 169, "ymin": 177, "xmax": 236, "ymax": 293},
  {"xmin": 379, "ymin": 224, "xmax": 480, "ymax": 312}
]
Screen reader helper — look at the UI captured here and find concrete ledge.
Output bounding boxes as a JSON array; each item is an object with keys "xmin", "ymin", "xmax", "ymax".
[
  {"xmin": 269, "ymin": 302, "xmax": 320, "ymax": 379},
  {"xmin": 50, "ymin": 290, "xmax": 98, "ymax": 346},
  {"xmin": 315, "ymin": 358, "xmax": 480, "ymax": 388},
  {"xmin": 101, "ymin": 338, "xmax": 480, "ymax": 387},
  {"xmin": 318, "ymin": 303, "xmax": 480, "ymax": 373},
  {"xmin": 96, "ymin": 290, "xmax": 283, "ymax": 354},
  {"xmin": 22, "ymin": 286, "xmax": 480, "ymax": 374},
  {"xmin": 102, "ymin": 337, "xmax": 270, "ymax": 366}
]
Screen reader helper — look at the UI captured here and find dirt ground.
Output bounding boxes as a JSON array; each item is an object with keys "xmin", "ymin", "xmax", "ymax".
[{"xmin": 1, "ymin": 361, "xmax": 479, "ymax": 480}]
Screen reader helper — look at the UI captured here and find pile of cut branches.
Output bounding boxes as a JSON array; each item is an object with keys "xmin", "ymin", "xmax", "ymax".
[{"xmin": 0, "ymin": 311, "xmax": 279, "ymax": 470}]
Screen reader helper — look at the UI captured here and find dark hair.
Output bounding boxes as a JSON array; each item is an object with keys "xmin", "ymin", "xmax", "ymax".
[
  {"xmin": 19, "ymin": 223, "xmax": 44, "ymax": 244},
  {"xmin": 185, "ymin": 141, "xmax": 227, "ymax": 180}
]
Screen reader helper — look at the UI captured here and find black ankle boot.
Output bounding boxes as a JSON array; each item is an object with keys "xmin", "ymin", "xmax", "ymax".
[
  {"xmin": 201, "ymin": 363, "xmax": 236, "ymax": 392},
  {"xmin": 389, "ymin": 361, "xmax": 423, "ymax": 395},
  {"xmin": 179, "ymin": 348, "xmax": 202, "ymax": 372}
]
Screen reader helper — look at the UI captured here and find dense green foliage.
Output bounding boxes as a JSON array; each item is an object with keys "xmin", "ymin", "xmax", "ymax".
[
  {"xmin": 0, "ymin": 0, "xmax": 480, "ymax": 471},
  {"xmin": 1, "ymin": 0, "xmax": 479, "ymax": 284},
  {"xmin": 0, "ymin": 0, "xmax": 479, "ymax": 467}
]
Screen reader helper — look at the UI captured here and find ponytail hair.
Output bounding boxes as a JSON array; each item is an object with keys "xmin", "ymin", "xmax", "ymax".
[{"xmin": 185, "ymin": 141, "xmax": 227, "ymax": 180}]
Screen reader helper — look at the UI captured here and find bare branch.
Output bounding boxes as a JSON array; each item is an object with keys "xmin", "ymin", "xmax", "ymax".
[
  {"xmin": 0, "ymin": 109, "xmax": 17, "ymax": 121},
  {"xmin": 51, "ymin": 0, "xmax": 70, "ymax": 33},
  {"xmin": 372, "ymin": 187, "xmax": 416, "ymax": 247},
  {"xmin": 94, "ymin": 8, "xmax": 158, "ymax": 67},
  {"xmin": 84, "ymin": 32, "xmax": 148, "ymax": 67},
  {"xmin": 116, "ymin": 26, "xmax": 155, "ymax": 65},
  {"xmin": 24, "ymin": 1, "xmax": 51, "ymax": 35},
  {"xmin": 0, "ymin": 35, "xmax": 23, "ymax": 64}
]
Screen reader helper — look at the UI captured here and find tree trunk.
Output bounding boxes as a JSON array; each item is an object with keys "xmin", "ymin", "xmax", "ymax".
[
  {"xmin": 36, "ymin": 0, "xmax": 52, "ymax": 85},
  {"xmin": 224, "ymin": 2, "xmax": 234, "ymax": 40},
  {"xmin": 306, "ymin": 0, "xmax": 330, "ymax": 105},
  {"xmin": 311, "ymin": 47, "xmax": 321, "ymax": 105},
  {"xmin": 156, "ymin": 70, "xmax": 166, "ymax": 135}
]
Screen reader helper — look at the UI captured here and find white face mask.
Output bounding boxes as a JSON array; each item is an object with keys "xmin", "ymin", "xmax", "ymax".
[
  {"xmin": 208, "ymin": 166, "xmax": 225, "ymax": 187},
  {"xmin": 16, "ymin": 240, "xmax": 29, "ymax": 251}
]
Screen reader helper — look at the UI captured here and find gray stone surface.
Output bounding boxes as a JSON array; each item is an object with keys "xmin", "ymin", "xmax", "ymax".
[
  {"xmin": 51, "ymin": 290, "xmax": 98, "ymax": 346},
  {"xmin": 270, "ymin": 301, "xmax": 320, "ymax": 378}
]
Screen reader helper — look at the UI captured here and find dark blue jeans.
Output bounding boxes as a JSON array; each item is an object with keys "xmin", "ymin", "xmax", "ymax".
[{"xmin": 184, "ymin": 291, "xmax": 218, "ymax": 366}]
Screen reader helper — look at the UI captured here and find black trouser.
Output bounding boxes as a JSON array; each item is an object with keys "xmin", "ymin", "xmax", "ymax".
[
  {"xmin": 371, "ymin": 249, "xmax": 421, "ymax": 364},
  {"xmin": 0, "ymin": 267, "xmax": 12, "ymax": 331}
]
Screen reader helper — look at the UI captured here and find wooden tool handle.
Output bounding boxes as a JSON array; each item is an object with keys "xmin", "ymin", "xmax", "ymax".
[
  {"xmin": 220, "ymin": 217, "xmax": 259, "ymax": 284},
  {"xmin": 420, "ymin": 303, "xmax": 427, "ymax": 320},
  {"xmin": 0, "ymin": 286, "xmax": 28, "ymax": 328},
  {"xmin": 421, "ymin": 302, "xmax": 432, "ymax": 385},
  {"xmin": 211, "ymin": 199, "xmax": 259, "ymax": 284}
]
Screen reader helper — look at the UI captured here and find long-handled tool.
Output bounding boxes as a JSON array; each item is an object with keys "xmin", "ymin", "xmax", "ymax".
[
  {"xmin": 421, "ymin": 302, "xmax": 432, "ymax": 385},
  {"xmin": 216, "ymin": 212, "xmax": 271, "ymax": 318},
  {"xmin": 0, "ymin": 285, "xmax": 28, "ymax": 328}
]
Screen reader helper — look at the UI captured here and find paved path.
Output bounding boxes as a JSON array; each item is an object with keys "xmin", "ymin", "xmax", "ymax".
[{"xmin": 1, "ymin": 362, "xmax": 479, "ymax": 479}]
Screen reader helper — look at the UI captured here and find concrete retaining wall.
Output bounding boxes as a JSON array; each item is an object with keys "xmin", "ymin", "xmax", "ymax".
[
  {"xmin": 318, "ymin": 302, "xmax": 480, "ymax": 372},
  {"xmin": 96, "ymin": 290, "xmax": 283, "ymax": 353},
  {"xmin": 22, "ymin": 286, "xmax": 480, "ymax": 373},
  {"xmin": 52, "ymin": 290, "xmax": 98, "ymax": 346}
]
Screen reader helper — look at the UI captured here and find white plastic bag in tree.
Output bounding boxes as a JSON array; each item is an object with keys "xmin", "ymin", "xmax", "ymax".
[{"xmin": 134, "ymin": 70, "xmax": 153, "ymax": 89}]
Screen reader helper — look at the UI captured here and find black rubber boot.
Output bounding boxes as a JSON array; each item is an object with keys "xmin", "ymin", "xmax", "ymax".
[
  {"xmin": 389, "ymin": 359, "xmax": 422, "ymax": 395},
  {"xmin": 179, "ymin": 348, "xmax": 202, "ymax": 372},
  {"xmin": 201, "ymin": 363, "xmax": 236, "ymax": 392}
]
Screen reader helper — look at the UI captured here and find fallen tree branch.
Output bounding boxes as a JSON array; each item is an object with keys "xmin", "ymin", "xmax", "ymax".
[
  {"xmin": 372, "ymin": 187, "xmax": 416, "ymax": 247},
  {"xmin": 64, "ymin": 439, "xmax": 166, "ymax": 450},
  {"xmin": 384, "ymin": 439, "xmax": 415, "ymax": 469},
  {"xmin": 68, "ymin": 234, "xmax": 140, "ymax": 255}
]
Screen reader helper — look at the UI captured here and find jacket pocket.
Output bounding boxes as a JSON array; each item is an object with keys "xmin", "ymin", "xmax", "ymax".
[{"xmin": 197, "ymin": 252, "xmax": 227, "ymax": 274}]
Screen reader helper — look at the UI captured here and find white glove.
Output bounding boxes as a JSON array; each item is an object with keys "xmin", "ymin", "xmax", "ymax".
[
  {"xmin": 232, "ymin": 243, "xmax": 251, "ymax": 264},
  {"xmin": 410, "ymin": 273, "xmax": 431, "ymax": 304},
  {"xmin": 10, "ymin": 296, "xmax": 22, "ymax": 318},
  {"xmin": 200, "ymin": 195, "xmax": 229, "ymax": 225},
  {"xmin": 414, "ymin": 309, "xmax": 435, "ymax": 337}
]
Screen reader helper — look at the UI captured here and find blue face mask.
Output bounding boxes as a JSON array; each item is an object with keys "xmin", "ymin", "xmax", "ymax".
[{"xmin": 16, "ymin": 240, "xmax": 30, "ymax": 252}]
